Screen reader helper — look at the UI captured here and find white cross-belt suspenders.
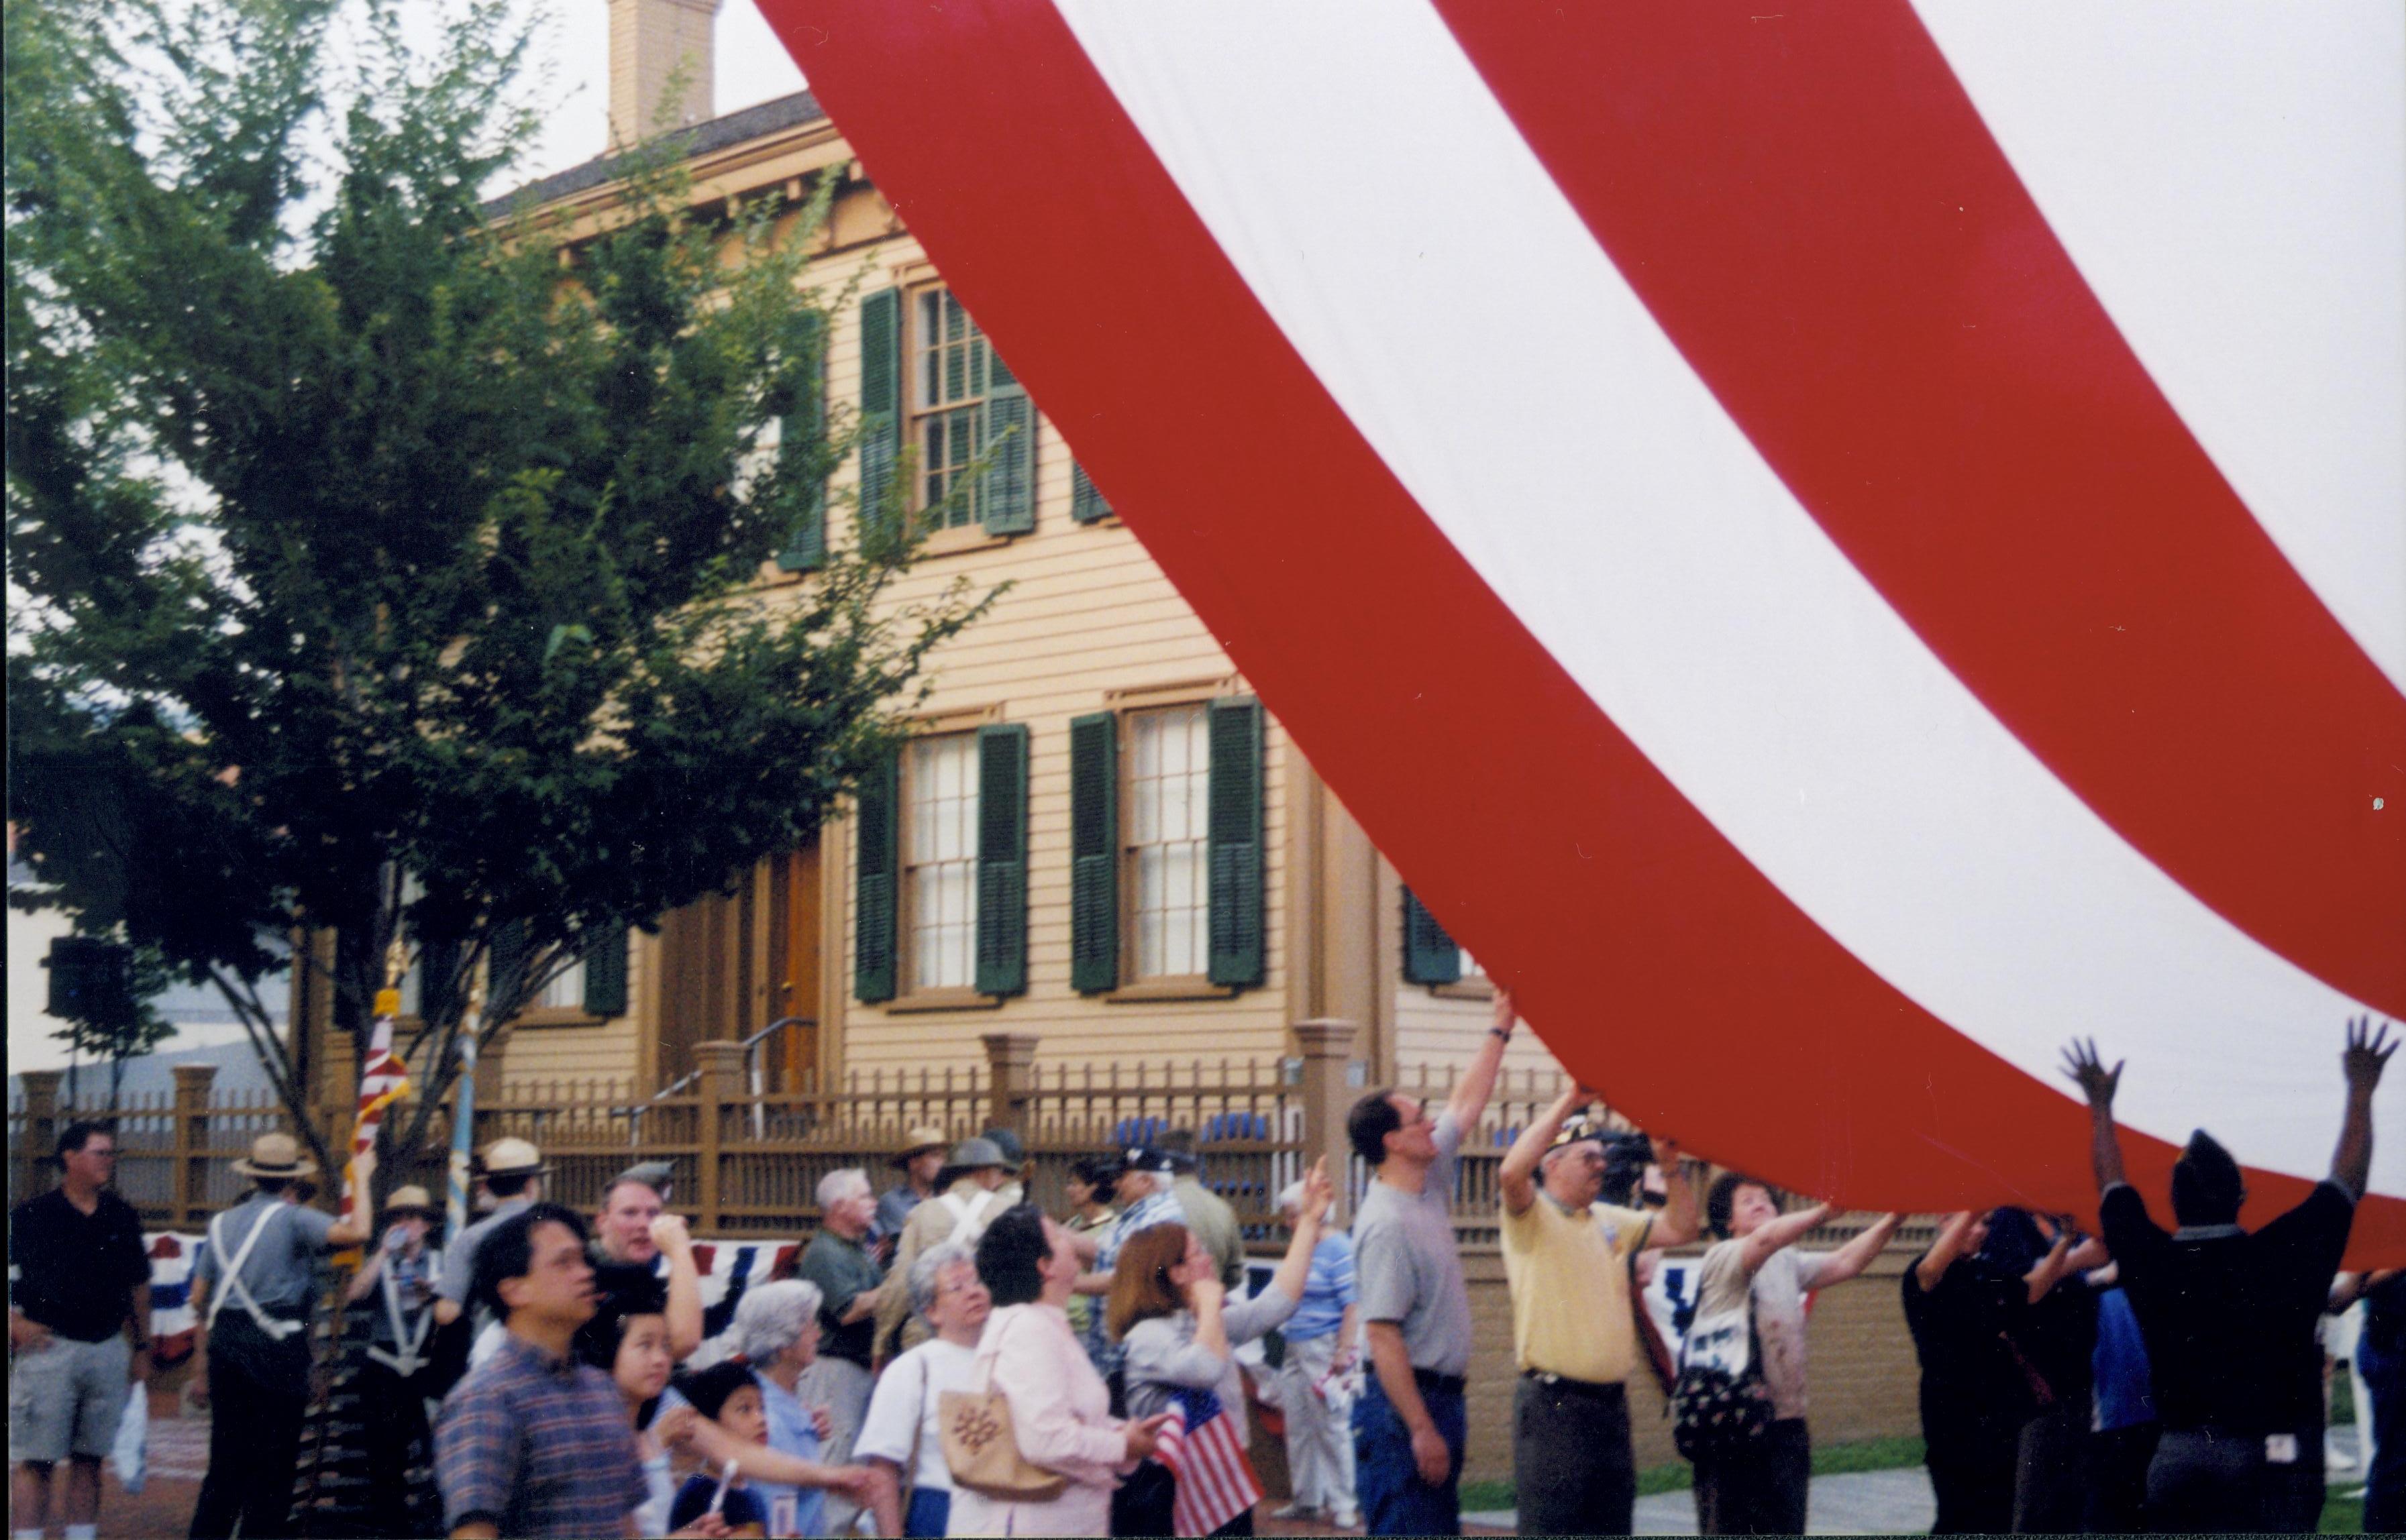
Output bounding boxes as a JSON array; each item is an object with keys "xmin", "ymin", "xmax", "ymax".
[
  {"xmin": 939, "ymin": 1190, "xmax": 995, "ymax": 1246},
  {"xmin": 366, "ymin": 1251, "xmax": 438, "ymax": 1377},
  {"xmin": 205, "ymin": 1203, "xmax": 304, "ymax": 1341}
]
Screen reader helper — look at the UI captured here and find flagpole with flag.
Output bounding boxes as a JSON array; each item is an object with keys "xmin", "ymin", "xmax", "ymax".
[
  {"xmin": 446, "ymin": 963, "xmax": 484, "ymax": 1240},
  {"xmin": 342, "ymin": 938, "xmax": 413, "ymax": 1241}
]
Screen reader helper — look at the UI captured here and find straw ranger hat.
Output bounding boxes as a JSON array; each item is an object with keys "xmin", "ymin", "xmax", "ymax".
[
  {"xmin": 891, "ymin": 1125, "xmax": 950, "ymax": 1169},
  {"xmin": 478, "ymin": 1137, "xmax": 550, "ymax": 1178},
  {"xmin": 384, "ymin": 1184, "xmax": 439, "ymax": 1217},
  {"xmin": 231, "ymin": 1132, "xmax": 319, "ymax": 1180}
]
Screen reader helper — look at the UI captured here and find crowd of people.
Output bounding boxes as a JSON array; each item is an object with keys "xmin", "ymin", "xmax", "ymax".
[{"xmin": 7, "ymin": 1003, "xmax": 2399, "ymax": 1539}]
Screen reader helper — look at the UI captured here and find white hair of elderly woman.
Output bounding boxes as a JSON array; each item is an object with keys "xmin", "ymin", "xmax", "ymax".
[
  {"xmin": 1277, "ymin": 1180, "xmax": 1306, "ymax": 1214},
  {"xmin": 907, "ymin": 1240, "xmax": 978, "ymax": 1319},
  {"xmin": 815, "ymin": 1167, "xmax": 872, "ymax": 1209},
  {"xmin": 731, "ymin": 1278, "xmax": 826, "ymax": 1366}
]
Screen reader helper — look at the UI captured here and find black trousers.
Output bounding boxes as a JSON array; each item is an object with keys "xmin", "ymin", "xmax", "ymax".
[
  {"xmin": 1693, "ymin": 1417, "xmax": 1811, "ymax": 1535},
  {"xmin": 2013, "ymin": 1395, "xmax": 2091, "ymax": 1533},
  {"xmin": 1514, "ymin": 1375, "xmax": 1636, "ymax": 1535},
  {"xmin": 2144, "ymin": 1425, "xmax": 2323, "ymax": 1535},
  {"xmin": 189, "ymin": 1321, "xmax": 313, "ymax": 1540},
  {"xmin": 2083, "ymin": 1423, "xmax": 2158, "ymax": 1535},
  {"xmin": 353, "ymin": 1358, "xmax": 437, "ymax": 1537},
  {"xmin": 1924, "ymin": 1417, "xmax": 2020, "ymax": 1535}
]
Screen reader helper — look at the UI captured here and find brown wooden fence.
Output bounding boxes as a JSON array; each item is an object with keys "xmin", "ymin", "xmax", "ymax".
[{"xmin": 9, "ymin": 1025, "xmax": 1342, "ymax": 1237}]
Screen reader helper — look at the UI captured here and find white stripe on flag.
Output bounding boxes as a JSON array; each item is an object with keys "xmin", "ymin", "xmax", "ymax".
[
  {"xmin": 1048, "ymin": 0, "xmax": 2397, "ymax": 1198},
  {"xmin": 1912, "ymin": 0, "xmax": 2406, "ymax": 694}
]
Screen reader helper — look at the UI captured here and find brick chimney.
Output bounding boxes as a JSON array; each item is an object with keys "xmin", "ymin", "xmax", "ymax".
[{"xmin": 607, "ymin": 0, "xmax": 723, "ymax": 146}]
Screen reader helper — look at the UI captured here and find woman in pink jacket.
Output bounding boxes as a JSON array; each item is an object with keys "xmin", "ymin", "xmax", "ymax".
[{"xmin": 950, "ymin": 1205, "xmax": 1171, "ymax": 1536}]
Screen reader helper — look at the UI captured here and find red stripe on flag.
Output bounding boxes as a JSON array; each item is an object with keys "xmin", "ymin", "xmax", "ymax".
[
  {"xmin": 1430, "ymin": 0, "xmax": 2406, "ymax": 1016},
  {"xmin": 761, "ymin": 0, "xmax": 2403, "ymax": 1261}
]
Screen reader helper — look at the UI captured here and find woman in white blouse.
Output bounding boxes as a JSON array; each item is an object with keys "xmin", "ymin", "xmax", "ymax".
[
  {"xmin": 853, "ymin": 1241, "xmax": 989, "ymax": 1536},
  {"xmin": 949, "ymin": 1205, "xmax": 1171, "ymax": 1537}
]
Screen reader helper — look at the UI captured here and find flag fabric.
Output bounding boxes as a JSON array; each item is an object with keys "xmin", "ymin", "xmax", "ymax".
[
  {"xmin": 761, "ymin": 0, "xmax": 2405, "ymax": 1261},
  {"xmin": 342, "ymin": 988, "xmax": 411, "ymax": 1230},
  {"xmin": 1153, "ymin": 1386, "xmax": 1262, "ymax": 1537}
]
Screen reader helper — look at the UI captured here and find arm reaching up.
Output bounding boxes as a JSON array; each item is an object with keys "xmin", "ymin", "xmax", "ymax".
[
  {"xmin": 1649, "ymin": 1138, "xmax": 1700, "ymax": 1249},
  {"xmin": 1915, "ymin": 1210, "xmax": 1981, "ymax": 1294},
  {"xmin": 1736, "ymin": 1201, "xmax": 1834, "ymax": 1275},
  {"xmin": 1447, "ymin": 989, "xmax": 1516, "ymax": 1136},
  {"xmin": 2332, "ymin": 1016, "xmax": 2395, "ymax": 1200},
  {"xmin": 1498, "ymin": 1083, "xmax": 1586, "ymax": 1219},
  {"xmin": 2061, "ymin": 1039, "xmax": 2128, "ymax": 1193},
  {"xmin": 1811, "ymin": 1213, "xmax": 1900, "ymax": 1288}
]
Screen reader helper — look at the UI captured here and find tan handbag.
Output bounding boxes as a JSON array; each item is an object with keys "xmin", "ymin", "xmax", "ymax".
[{"xmin": 939, "ymin": 1313, "xmax": 1070, "ymax": 1502}]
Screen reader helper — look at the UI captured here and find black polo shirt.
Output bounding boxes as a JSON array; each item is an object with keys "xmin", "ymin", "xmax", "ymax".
[
  {"xmin": 2101, "ymin": 1179, "xmax": 2354, "ymax": 1436},
  {"xmin": 9, "ymin": 1187, "xmax": 151, "ymax": 1342}
]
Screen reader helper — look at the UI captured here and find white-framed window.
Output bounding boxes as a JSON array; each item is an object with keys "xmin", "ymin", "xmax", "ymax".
[
  {"xmin": 911, "ymin": 288, "xmax": 997, "ymax": 531},
  {"xmin": 906, "ymin": 733, "xmax": 981, "ymax": 990},
  {"xmin": 535, "ymin": 954, "xmax": 588, "ymax": 1012},
  {"xmin": 1125, "ymin": 705, "xmax": 1212, "ymax": 979}
]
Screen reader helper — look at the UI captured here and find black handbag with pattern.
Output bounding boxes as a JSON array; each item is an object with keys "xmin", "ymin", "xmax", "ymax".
[{"xmin": 1669, "ymin": 1295, "xmax": 1773, "ymax": 1462}]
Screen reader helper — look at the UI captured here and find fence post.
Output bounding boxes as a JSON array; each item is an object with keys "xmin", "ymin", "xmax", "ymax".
[
  {"xmin": 172, "ymin": 1063, "xmax": 219, "ymax": 1228},
  {"xmin": 693, "ymin": 1040, "xmax": 745, "ymax": 1233},
  {"xmin": 19, "ymin": 1068, "xmax": 63, "ymax": 1207},
  {"xmin": 1292, "ymin": 1020, "xmax": 1359, "ymax": 1223},
  {"xmin": 980, "ymin": 1032, "xmax": 1041, "ymax": 1142}
]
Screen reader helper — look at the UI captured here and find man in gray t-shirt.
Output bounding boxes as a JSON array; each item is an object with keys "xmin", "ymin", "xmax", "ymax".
[
  {"xmin": 1345, "ymin": 986, "xmax": 1519, "ymax": 1536},
  {"xmin": 1352, "ymin": 1113, "xmax": 1471, "ymax": 1378}
]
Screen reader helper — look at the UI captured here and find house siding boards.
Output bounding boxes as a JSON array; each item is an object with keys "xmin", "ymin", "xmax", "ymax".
[{"xmin": 461, "ymin": 118, "xmax": 1395, "ymax": 1088}]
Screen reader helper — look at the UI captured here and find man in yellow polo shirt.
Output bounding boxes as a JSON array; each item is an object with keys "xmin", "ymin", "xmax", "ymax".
[{"xmin": 1499, "ymin": 1082, "xmax": 1696, "ymax": 1535}]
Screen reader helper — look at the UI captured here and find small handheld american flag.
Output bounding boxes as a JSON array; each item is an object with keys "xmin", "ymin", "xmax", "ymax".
[{"xmin": 1154, "ymin": 1386, "xmax": 1261, "ymax": 1537}]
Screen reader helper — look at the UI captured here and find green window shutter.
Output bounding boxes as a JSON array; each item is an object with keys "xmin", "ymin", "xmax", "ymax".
[
  {"xmin": 1069, "ymin": 461, "xmax": 1112, "ymax": 525},
  {"xmin": 582, "ymin": 923, "xmax": 629, "ymax": 1017},
  {"xmin": 1206, "ymin": 697, "xmax": 1265, "ymax": 987},
  {"xmin": 417, "ymin": 936, "xmax": 459, "ymax": 1022},
  {"xmin": 857, "ymin": 289, "xmax": 902, "ymax": 547},
  {"xmin": 487, "ymin": 920, "xmax": 528, "ymax": 1010},
  {"xmin": 1400, "ymin": 887, "xmax": 1463, "ymax": 986},
  {"xmin": 853, "ymin": 751, "xmax": 900, "ymax": 1003},
  {"xmin": 776, "ymin": 311, "xmax": 829, "ymax": 571},
  {"xmin": 980, "ymin": 349, "xmax": 1035, "ymax": 536},
  {"xmin": 1069, "ymin": 712, "xmax": 1120, "ymax": 993},
  {"xmin": 974, "ymin": 723, "xmax": 1029, "ymax": 995}
]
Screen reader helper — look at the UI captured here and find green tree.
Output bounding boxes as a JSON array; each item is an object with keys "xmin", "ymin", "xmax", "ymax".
[{"xmin": 6, "ymin": 0, "xmax": 988, "ymax": 1175}]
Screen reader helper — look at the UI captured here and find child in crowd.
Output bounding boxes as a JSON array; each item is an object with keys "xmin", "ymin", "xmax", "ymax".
[{"xmin": 668, "ymin": 1362, "xmax": 774, "ymax": 1539}]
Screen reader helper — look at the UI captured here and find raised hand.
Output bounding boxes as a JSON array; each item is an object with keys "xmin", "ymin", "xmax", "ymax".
[
  {"xmin": 649, "ymin": 1211, "xmax": 695, "ymax": 1259},
  {"xmin": 1298, "ymin": 1157, "xmax": 1336, "ymax": 1227},
  {"xmin": 2059, "ymin": 1038, "xmax": 2123, "ymax": 1110},
  {"xmin": 2343, "ymin": 1015, "xmax": 2396, "ymax": 1091}
]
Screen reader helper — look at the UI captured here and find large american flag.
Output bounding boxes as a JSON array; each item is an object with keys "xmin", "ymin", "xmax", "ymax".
[
  {"xmin": 1154, "ymin": 1386, "xmax": 1261, "ymax": 1538},
  {"xmin": 757, "ymin": 0, "xmax": 2403, "ymax": 1262}
]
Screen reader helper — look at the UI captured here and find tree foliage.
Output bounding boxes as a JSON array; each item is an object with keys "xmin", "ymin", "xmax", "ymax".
[{"xmin": 6, "ymin": 0, "xmax": 989, "ymax": 1172}]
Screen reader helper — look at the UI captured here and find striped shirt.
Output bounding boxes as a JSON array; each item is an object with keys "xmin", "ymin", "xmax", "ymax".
[
  {"xmin": 1284, "ymin": 1233, "xmax": 1358, "ymax": 1342},
  {"xmin": 435, "ymin": 1331, "xmax": 647, "ymax": 1538}
]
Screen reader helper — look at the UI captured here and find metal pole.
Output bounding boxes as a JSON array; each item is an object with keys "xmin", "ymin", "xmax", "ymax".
[{"xmin": 446, "ymin": 965, "xmax": 486, "ymax": 1240}]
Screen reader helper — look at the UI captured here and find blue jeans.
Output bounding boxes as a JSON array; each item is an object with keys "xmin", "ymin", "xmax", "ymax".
[
  {"xmin": 904, "ymin": 1486, "xmax": 951, "ymax": 1537},
  {"xmin": 2361, "ymin": 1326, "xmax": 2403, "ymax": 1536},
  {"xmin": 1353, "ymin": 1372, "xmax": 1466, "ymax": 1537}
]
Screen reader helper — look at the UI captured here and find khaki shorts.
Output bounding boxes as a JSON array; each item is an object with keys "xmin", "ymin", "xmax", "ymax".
[{"xmin": 8, "ymin": 1331, "xmax": 133, "ymax": 1464}]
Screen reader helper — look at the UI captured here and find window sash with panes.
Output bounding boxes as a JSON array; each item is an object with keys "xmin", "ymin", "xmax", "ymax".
[
  {"xmin": 1124, "ymin": 706, "xmax": 1213, "ymax": 979},
  {"xmin": 906, "ymin": 734, "xmax": 982, "ymax": 990},
  {"xmin": 535, "ymin": 954, "xmax": 588, "ymax": 1012},
  {"xmin": 913, "ymin": 288, "xmax": 996, "ymax": 530}
]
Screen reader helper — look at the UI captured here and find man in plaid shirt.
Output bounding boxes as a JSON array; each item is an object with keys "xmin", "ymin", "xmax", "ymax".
[{"xmin": 434, "ymin": 1204, "xmax": 653, "ymax": 1539}]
